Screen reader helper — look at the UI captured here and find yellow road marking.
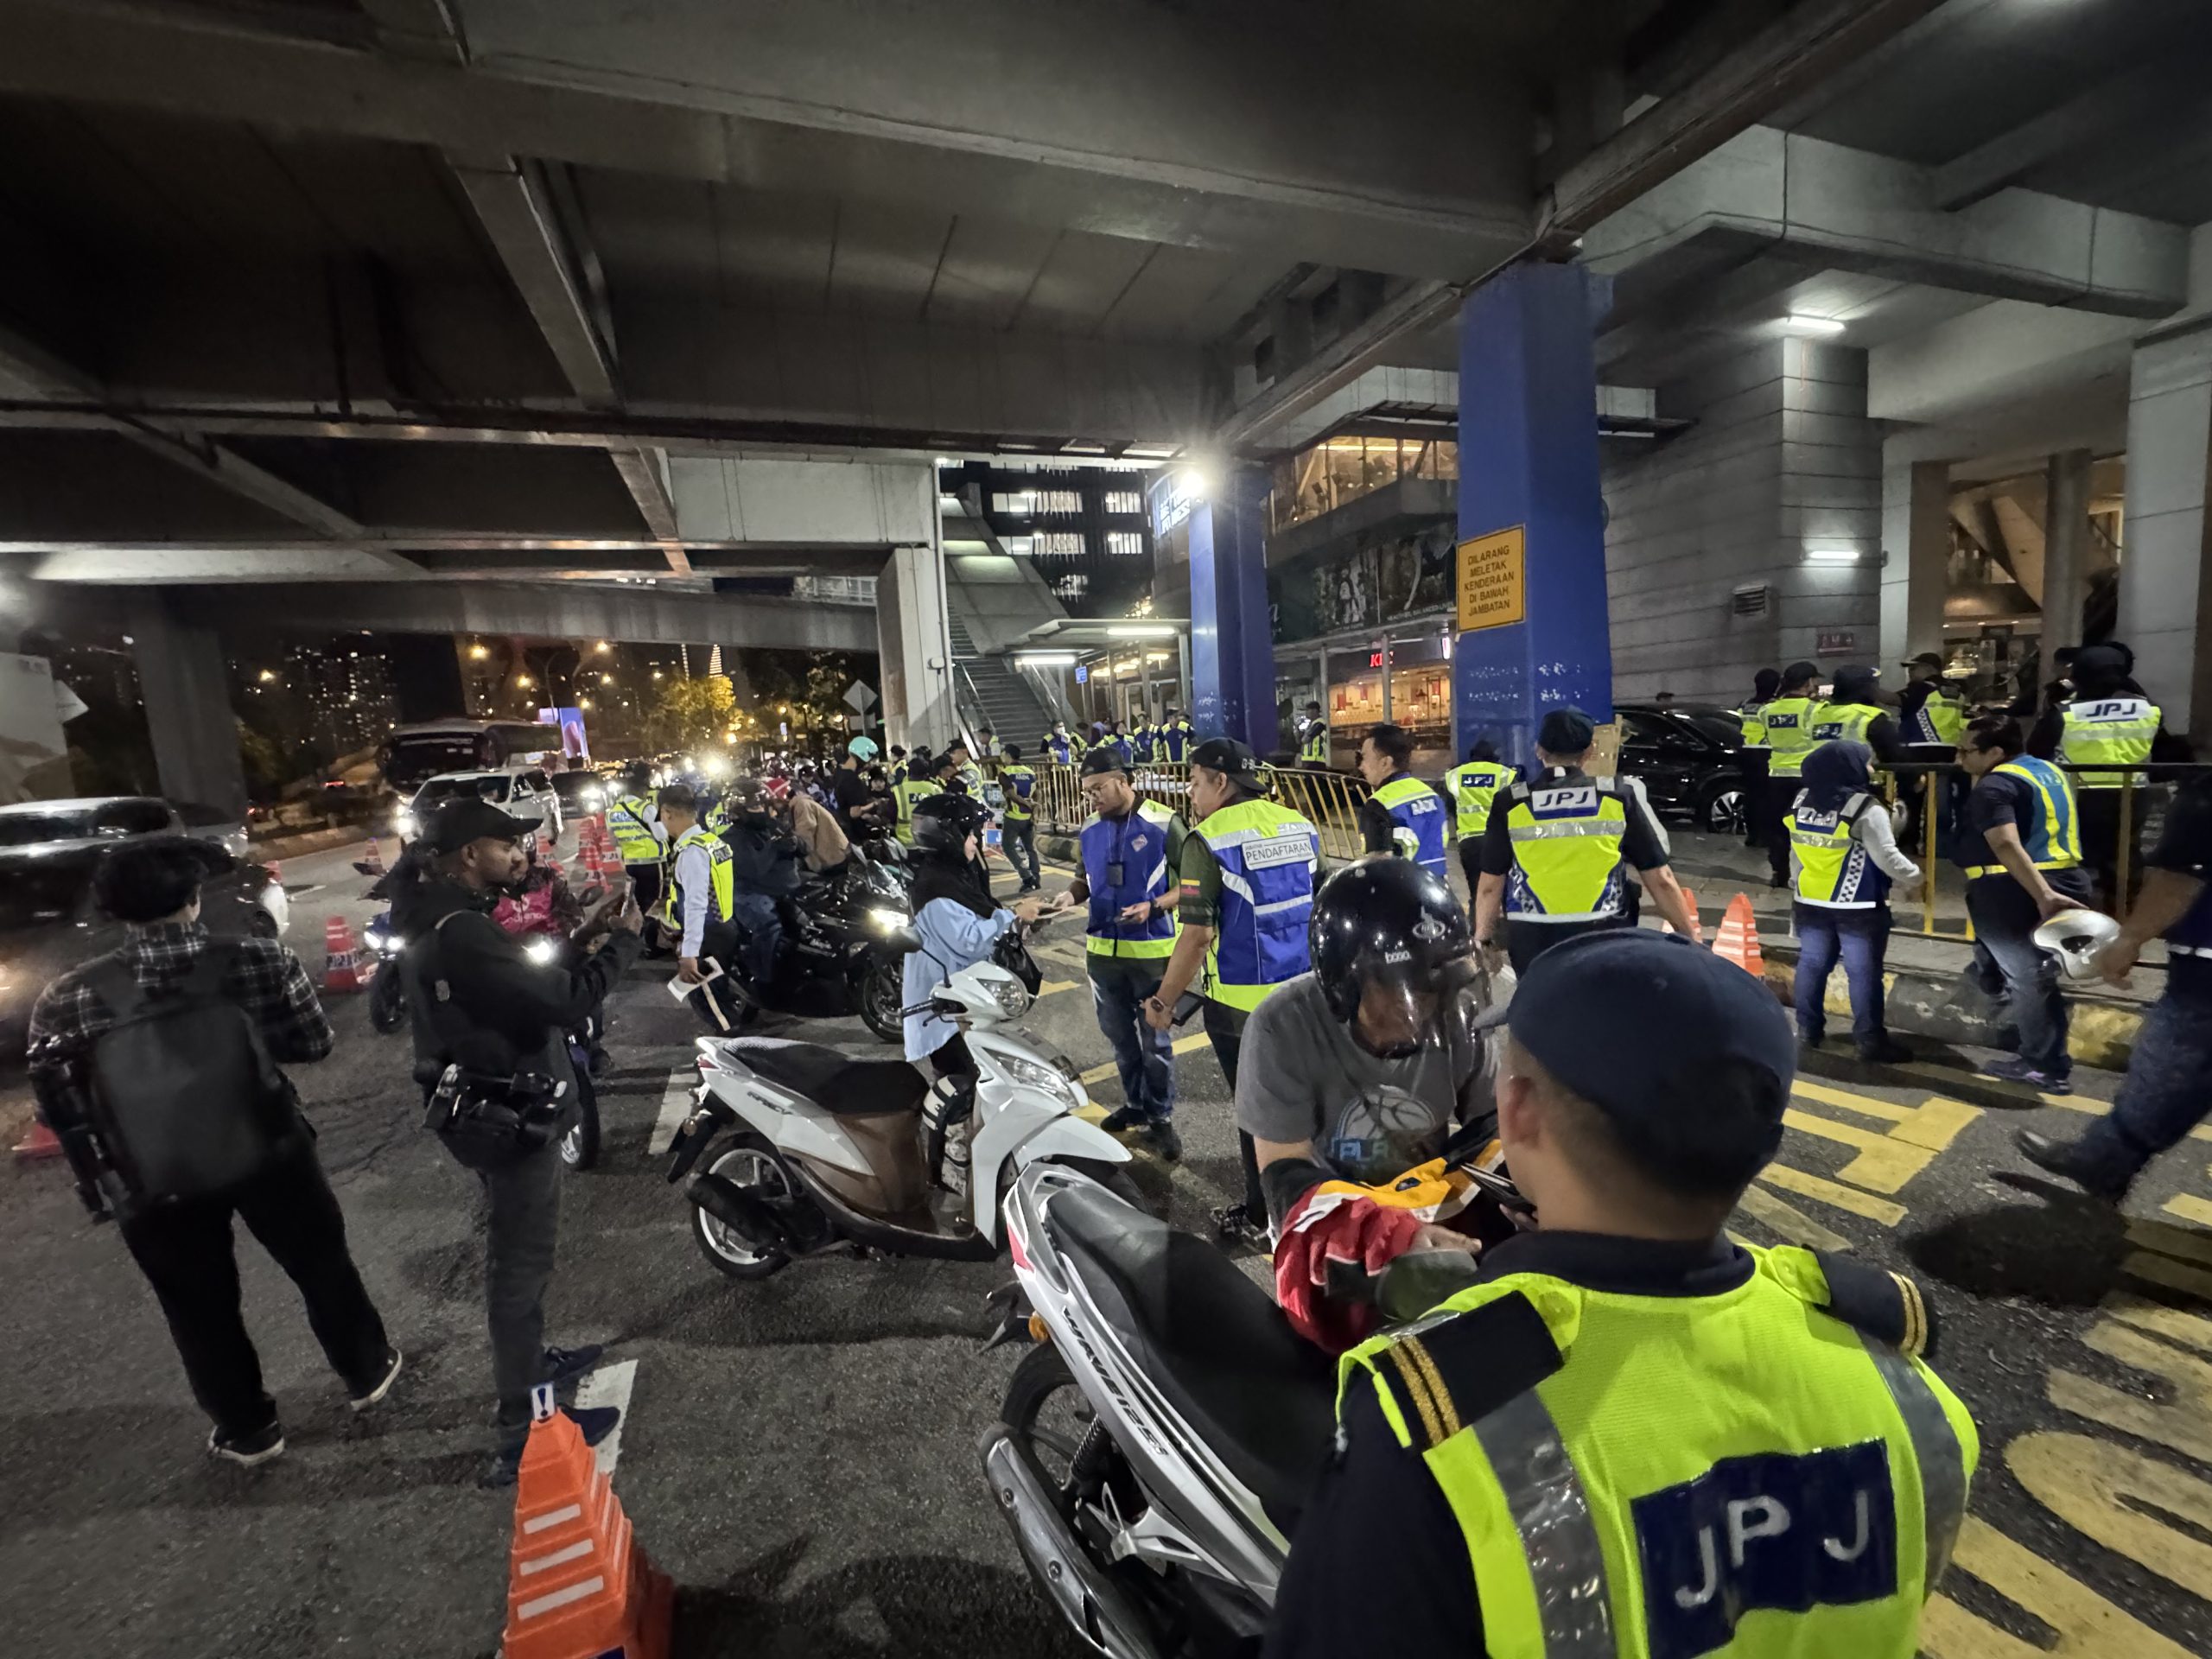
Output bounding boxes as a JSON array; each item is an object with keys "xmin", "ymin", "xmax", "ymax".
[
  {"xmin": 2106, "ymin": 1293, "xmax": 2212, "ymax": 1356},
  {"xmin": 2008, "ymin": 1433, "xmax": 2212, "ymax": 1603},
  {"xmin": 1758, "ymin": 1160, "xmax": 1907, "ymax": 1225},
  {"xmin": 1793, "ymin": 1079, "xmax": 1979, "ymax": 1154},
  {"xmin": 1923, "ymin": 1517, "xmax": 2196, "ymax": 1659},
  {"xmin": 2126, "ymin": 1249, "xmax": 2212, "ymax": 1300},
  {"xmin": 1077, "ymin": 1032, "xmax": 1211, "ymax": 1087},
  {"xmin": 1897, "ymin": 1059, "xmax": 2212, "ymax": 1142},
  {"xmin": 2127, "ymin": 1216, "xmax": 2212, "ymax": 1271},
  {"xmin": 1039, "ymin": 979, "xmax": 1079, "ymax": 998},
  {"xmin": 1792, "ymin": 1078, "xmax": 1910, "ymax": 1122},
  {"xmin": 1779, "ymin": 1109, "xmax": 1929, "ymax": 1193},
  {"xmin": 2049, "ymin": 1317, "xmax": 2212, "ymax": 1465},
  {"xmin": 1734, "ymin": 1182, "xmax": 1847, "ymax": 1250},
  {"xmin": 2163, "ymin": 1192, "xmax": 2212, "ymax": 1229}
]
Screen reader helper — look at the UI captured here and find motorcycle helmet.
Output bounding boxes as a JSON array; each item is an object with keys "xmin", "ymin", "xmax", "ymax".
[
  {"xmin": 847, "ymin": 736, "xmax": 880, "ymax": 762},
  {"xmin": 2034, "ymin": 907, "xmax": 2121, "ymax": 982},
  {"xmin": 723, "ymin": 775, "xmax": 772, "ymax": 823},
  {"xmin": 911, "ymin": 791, "xmax": 988, "ymax": 855},
  {"xmin": 1309, "ymin": 855, "xmax": 1482, "ymax": 1059}
]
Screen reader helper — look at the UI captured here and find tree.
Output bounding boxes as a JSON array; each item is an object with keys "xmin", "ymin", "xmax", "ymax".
[{"xmin": 646, "ymin": 674, "xmax": 737, "ymax": 753}]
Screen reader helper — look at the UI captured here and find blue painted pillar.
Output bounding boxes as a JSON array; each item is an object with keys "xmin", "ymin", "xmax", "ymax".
[
  {"xmin": 1187, "ymin": 465, "xmax": 1280, "ymax": 753},
  {"xmin": 1453, "ymin": 262, "xmax": 1613, "ymax": 770}
]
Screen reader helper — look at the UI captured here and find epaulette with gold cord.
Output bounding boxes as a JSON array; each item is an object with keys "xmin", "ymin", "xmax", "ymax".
[
  {"xmin": 1813, "ymin": 1250, "xmax": 1936, "ymax": 1360},
  {"xmin": 1366, "ymin": 1291, "xmax": 1564, "ymax": 1453}
]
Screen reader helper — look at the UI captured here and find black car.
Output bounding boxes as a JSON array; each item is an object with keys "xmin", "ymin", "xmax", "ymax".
[{"xmin": 1614, "ymin": 702, "xmax": 1751, "ymax": 834}]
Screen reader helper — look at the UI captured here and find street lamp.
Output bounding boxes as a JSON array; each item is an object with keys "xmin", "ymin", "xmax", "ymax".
[
  {"xmin": 468, "ymin": 643, "xmax": 490, "ymax": 661},
  {"xmin": 595, "ymin": 640, "xmax": 611, "ymax": 653},
  {"xmin": 516, "ymin": 675, "xmax": 533, "ymax": 689}
]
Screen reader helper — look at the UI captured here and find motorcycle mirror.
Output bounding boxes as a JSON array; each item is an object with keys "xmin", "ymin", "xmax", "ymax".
[{"xmin": 887, "ymin": 925, "xmax": 924, "ymax": 953}]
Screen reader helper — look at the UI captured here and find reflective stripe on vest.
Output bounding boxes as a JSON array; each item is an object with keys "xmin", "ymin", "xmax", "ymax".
[
  {"xmin": 1760, "ymin": 697, "xmax": 1818, "ymax": 776},
  {"xmin": 1810, "ymin": 701, "xmax": 1878, "ymax": 747},
  {"xmin": 1196, "ymin": 799, "xmax": 1319, "ymax": 1010},
  {"xmin": 1372, "ymin": 774, "xmax": 1450, "ymax": 880},
  {"xmin": 1503, "ymin": 780, "xmax": 1627, "ymax": 923},
  {"xmin": 1340, "ymin": 1244, "xmax": 1979, "ymax": 1659},
  {"xmin": 1078, "ymin": 799, "xmax": 1178, "ymax": 959},
  {"xmin": 1738, "ymin": 700, "xmax": 1769, "ymax": 751},
  {"xmin": 1967, "ymin": 757, "xmax": 2082, "ymax": 877},
  {"xmin": 893, "ymin": 779, "xmax": 935, "ymax": 842},
  {"xmin": 1905, "ymin": 692, "xmax": 1964, "ymax": 747},
  {"xmin": 2059, "ymin": 696, "xmax": 2161, "ymax": 788},
  {"xmin": 999, "ymin": 764, "xmax": 1034, "ymax": 820},
  {"xmin": 664, "ymin": 827, "xmax": 734, "ymax": 927},
  {"xmin": 1160, "ymin": 721, "xmax": 1193, "ymax": 761},
  {"xmin": 1789, "ymin": 790, "xmax": 1886, "ymax": 909},
  {"xmin": 1301, "ymin": 724, "xmax": 1330, "ymax": 763},
  {"xmin": 607, "ymin": 795, "xmax": 662, "ymax": 863},
  {"xmin": 1446, "ymin": 762, "xmax": 1515, "ymax": 837}
]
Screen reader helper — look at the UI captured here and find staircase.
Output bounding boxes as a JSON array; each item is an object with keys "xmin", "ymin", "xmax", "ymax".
[{"xmin": 948, "ymin": 613, "xmax": 1058, "ymax": 746}]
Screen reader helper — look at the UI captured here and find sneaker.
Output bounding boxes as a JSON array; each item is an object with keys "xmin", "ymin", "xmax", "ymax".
[
  {"xmin": 1143, "ymin": 1118, "xmax": 1183, "ymax": 1162},
  {"xmin": 482, "ymin": 1405, "xmax": 620, "ymax": 1488},
  {"xmin": 1980, "ymin": 1055, "xmax": 2072, "ymax": 1095},
  {"xmin": 347, "ymin": 1345, "xmax": 404, "ymax": 1413},
  {"xmin": 208, "ymin": 1421, "xmax": 286, "ymax": 1467},
  {"xmin": 542, "ymin": 1344, "xmax": 604, "ymax": 1389},
  {"xmin": 1854, "ymin": 1038, "xmax": 1915, "ymax": 1065},
  {"xmin": 1211, "ymin": 1201, "xmax": 1268, "ymax": 1247},
  {"xmin": 2015, "ymin": 1129, "xmax": 2129, "ymax": 1201},
  {"xmin": 1099, "ymin": 1106, "xmax": 1147, "ymax": 1135}
]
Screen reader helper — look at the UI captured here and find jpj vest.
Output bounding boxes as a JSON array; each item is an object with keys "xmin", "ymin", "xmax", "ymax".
[
  {"xmin": 607, "ymin": 794, "xmax": 663, "ymax": 864},
  {"xmin": 999, "ymin": 764, "xmax": 1035, "ymax": 822},
  {"xmin": 1194, "ymin": 799, "xmax": 1319, "ymax": 1011},
  {"xmin": 1789, "ymin": 790, "xmax": 1889, "ymax": 909},
  {"xmin": 1760, "ymin": 697, "xmax": 1818, "ymax": 778},
  {"xmin": 664, "ymin": 827, "xmax": 734, "ymax": 929},
  {"xmin": 1965, "ymin": 756, "xmax": 2082, "ymax": 880},
  {"xmin": 2059, "ymin": 696, "xmax": 2160, "ymax": 789},
  {"xmin": 1810, "ymin": 702, "xmax": 1880, "ymax": 747},
  {"xmin": 1904, "ymin": 691, "xmax": 1963, "ymax": 747},
  {"xmin": 1078, "ymin": 800, "xmax": 1178, "ymax": 961},
  {"xmin": 1502, "ymin": 778, "xmax": 1628, "ymax": 923},
  {"xmin": 1372, "ymin": 774, "xmax": 1450, "ymax": 883},
  {"xmin": 1446, "ymin": 761, "xmax": 1516, "ymax": 839}
]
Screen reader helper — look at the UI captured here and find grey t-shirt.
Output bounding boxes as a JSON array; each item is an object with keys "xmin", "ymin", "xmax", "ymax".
[{"xmin": 1235, "ymin": 974, "xmax": 1497, "ymax": 1185}]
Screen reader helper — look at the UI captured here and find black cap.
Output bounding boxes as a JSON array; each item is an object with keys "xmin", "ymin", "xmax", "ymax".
[
  {"xmin": 1079, "ymin": 745, "xmax": 1128, "ymax": 778},
  {"xmin": 2071, "ymin": 643, "xmax": 2131, "ymax": 679},
  {"xmin": 1782, "ymin": 659, "xmax": 1821, "ymax": 689},
  {"xmin": 1189, "ymin": 736, "xmax": 1266, "ymax": 786},
  {"xmin": 1536, "ymin": 707, "xmax": 1595, "ymax": 755},
  {"xmin": 1831, "ymin": 664, "xmax": 1880, "ymax": 702},
  {"xmin": 426, "ymin": 798, "xmax": 527, "ymax": 854},
  {"xmin": 1903, "ymin": 652, "xmax": 1945, "ymax": 670},
  {"xmin": 1506, "ymin": 930, "xmax": 1793, "ymax": 1170}
]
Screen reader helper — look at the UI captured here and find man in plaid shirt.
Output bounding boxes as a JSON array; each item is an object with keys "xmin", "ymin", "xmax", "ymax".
[{"xmin": 28, "ymin": 838, "xmax": 398, "ymax": 1467}]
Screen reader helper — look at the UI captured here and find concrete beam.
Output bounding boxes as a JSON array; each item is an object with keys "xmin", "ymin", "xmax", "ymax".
[
  {"xmin": 667, "ymin": 457, "xmax": 937, "ymax": 548},
  {"xmin": 1583, "ymin": 128, "xmax": 2191, "ymax": 320},
  {"xmin": 357, "ymin": 0, "xmax": 468, "ymax": 64},
  {"xmin": 605, "ymin": 446, "xmax": 692, "ymax": 575},
  {"xmin": 0, "ymin": 321, "xmax": 390, "ymax": 547},
  {"xmin": 447, "ymin": 151, "xmax": 619, "ymax": 405},
  {"xmin": 1931, "ymin": 60, "xmax": 2198, "ymax": 211},
  {"xmin": 165, "ymin": 578, "xmax": 879, "ymax": 653},
  {"xmin": 0, "ymin": 0, "xmax": 1529, "ymax": 278}
]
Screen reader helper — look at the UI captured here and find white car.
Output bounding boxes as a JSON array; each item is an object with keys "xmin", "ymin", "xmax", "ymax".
[
  {"xmin": 394, "ymin": 768, "xmax": 563, "ymax": 847},
  {"xmin": 0, "ymin": 795, "xmax": 250, "ymax": 859}
]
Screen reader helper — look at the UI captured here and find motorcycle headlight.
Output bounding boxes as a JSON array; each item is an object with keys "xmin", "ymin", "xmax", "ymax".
[
  {"xmin": 524, "ymin": 937, "xmax": 560, "ymax": 965},
  {"xmin": 996, "ymin": 1051, "xmax": 1079, "ymax": 1110},
  {"xmin": 868, "ymin": 906, "xmax": 909, "ymax": 933}
]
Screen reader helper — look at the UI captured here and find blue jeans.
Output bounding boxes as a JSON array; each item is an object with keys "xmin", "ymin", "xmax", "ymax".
[
  {"xmin": 1793, "ymin": 903, "xmax": 1890, "ymax": 1047},
  {"xmin": 1964, "ymin": 873, "xmax": 2088, "ymax": 1078},
  {"xmin": 1089, "ymin": 964, "xmax": 1176, "ymax": 1121},
  {"xmin": 1002, "ymin": 817, "xmax": 1039, "ymax": 889},
  {"xmin": 727, "ymin": 891, "xmax": 783, "ymax": 988},
  {"xmin": 2071, "ymin": 988, "xmax": 2212, "ymax": 1186}
]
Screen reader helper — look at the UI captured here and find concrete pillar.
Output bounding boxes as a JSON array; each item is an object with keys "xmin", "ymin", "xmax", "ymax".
[
  {"xmin": 124, "ymin": 590, "xmax": 249, "ymax": 822},
  {"xmin": 2042, "ymin": 448, "xmax": 2092, "ymax": 662},
  {"xmin": 1453, "ymin": 262, "xmax": 1612, "ymax": 767},
  {"xmin": 1879, "ymin": 454, "xmax": 1950, "ymax": 664},
  {"xmin": 877, "ymin": 541, "xmax": 957, "ymax": 753},
  {"xmin": 1187, "ymin": 465, "xmax": 1278, "ymax": 753},
  {"xmin": 2120, "ymin": 324, "xmax": 2212, "ymax": 737}
]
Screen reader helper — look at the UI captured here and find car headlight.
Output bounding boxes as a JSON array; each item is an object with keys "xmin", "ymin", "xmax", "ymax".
[
  {"xmin": 996, "ymin": 1051, "xmax": 1079, "ymax": 1109},
  {"xmin": 394, "ymin": 811, "xmax": 416, "ymax": 837},
  {"xmin": 524, "ymin": 937, "xmax": 560, "ymax": 965},
  {"xmin": 868, "ymin": 906, "xmax": 909, "ymax": 933}
]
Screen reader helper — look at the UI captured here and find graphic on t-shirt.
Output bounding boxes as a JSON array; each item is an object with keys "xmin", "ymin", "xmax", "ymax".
[{"xmin": 1322, "ymin": 1083, "xmax": 1449, "ymax": 1183}]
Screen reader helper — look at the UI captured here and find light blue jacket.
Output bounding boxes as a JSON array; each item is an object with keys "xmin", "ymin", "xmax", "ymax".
[{"xmin": 902, "ymin": 896, "xmax": 1014, "ymax": 1061}]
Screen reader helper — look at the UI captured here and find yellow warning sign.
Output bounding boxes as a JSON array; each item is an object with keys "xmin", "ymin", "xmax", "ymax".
[{"xmin": 1456, "ymin": 526, "xmax": 1526, "ymax": 633}]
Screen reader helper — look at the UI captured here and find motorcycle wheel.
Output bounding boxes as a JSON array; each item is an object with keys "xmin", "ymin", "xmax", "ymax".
[
  {"xmin": 369, "ymin": 968, "xmax": 407, "ymax": 1034},
  {"xmin": 859, "ymin": 953, "xmax": 904, "ymax": 1045},
  {"xmin": 560, "ymin": 1065, "xmax": 601, "ymax": 1171},
  {"xmin": 692, "ymin": 1133, "xmax": 795, "ymax": 1281}
]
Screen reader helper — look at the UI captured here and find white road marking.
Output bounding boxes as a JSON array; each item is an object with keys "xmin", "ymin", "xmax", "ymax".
[
  {"xmin": 572, "ymin": 1359, "xmax": 638, "ymax": 1476},
  {"xmin": 648, "ymin": 1068, "xmax": 696, "ymax": 1154}
]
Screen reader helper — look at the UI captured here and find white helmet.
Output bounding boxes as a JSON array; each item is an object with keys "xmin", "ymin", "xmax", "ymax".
[{"xmin": 2033, "ymin": 907, "xmax": 2121, "ymax": 982}]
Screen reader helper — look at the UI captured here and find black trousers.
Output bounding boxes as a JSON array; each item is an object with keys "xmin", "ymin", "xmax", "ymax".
[
  {"xmin": 1765, "ymin": 776, "xmax": 1800, "ymax": 883},
  {"xmin": 1202, "ymin": 1001, "xmax": 1265, "ymax": 1217},
  {"xmin": 118, "ymin": 1135, "xmax": 390, "ymax": 1440},
  {"xmin": 1739, "ymin": 748, "xmax": 1771, "ymax": 847},
  {"xmin": 480, "ymin": 1135, "xmax": 565, "ymax": 1427},
  {"xmin": 1505, "ymin": 916, "xmax": 1627, "ymax": 977}
]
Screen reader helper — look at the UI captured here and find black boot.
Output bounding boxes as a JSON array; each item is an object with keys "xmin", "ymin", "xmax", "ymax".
[{"xmin": 2014, "ymin": 1130, "xmax": 2132, "ymax": 1202}]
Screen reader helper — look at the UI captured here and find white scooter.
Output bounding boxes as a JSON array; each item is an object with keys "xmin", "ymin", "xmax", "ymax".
[{"xmin": 664, "ymin": 927, "xmax": 1136, "ymax": 1280}]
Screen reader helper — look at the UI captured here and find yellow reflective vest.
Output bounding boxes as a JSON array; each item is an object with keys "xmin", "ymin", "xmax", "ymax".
[
  {"xmin": 1341, "ymin": 1244, "xmax": 1977, "ymax": 1659},
  {"xmin": 663, "ymin": 826, "xmax": 734, "ymax": 931},
  {"xmin": 607, "ymin": 793, "xmax": 664, "ymax": 865},
  {"xmin": 1809, "ymin": 701, "xmax": 1880, "ymax": 747},
  {"xmin": 2059, "ymin": 696, "xmax": 2161, "ymax": 789},
  {"xmin": 1760, "ymin": 697, "xmax": 1818, "ymax": 778},
  {"xmin": 1446, "ymin": 760, "xmax": 1516, "ymax": 839},
  {"xmin": 1501, "ymin": 776, "xmax": 1629, "ymax": 923},
  {"xmin": 893, "ymin": 778, "xmax": 937, "ymax": 843}
]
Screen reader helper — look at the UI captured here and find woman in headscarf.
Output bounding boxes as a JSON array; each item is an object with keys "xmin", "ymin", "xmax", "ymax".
[
  {"xmin": 1786, "ymin": 740, "xmax": 1922, "ymax": 1062},
  {"xmin": 1738, "ymin": 667, "xmax": 1783, "ymax": 849}
]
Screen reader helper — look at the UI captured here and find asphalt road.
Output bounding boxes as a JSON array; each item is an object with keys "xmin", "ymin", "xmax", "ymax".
[{"xmin": 2, "ymin": 835, "xmax": 2209, "ymax": 1657}]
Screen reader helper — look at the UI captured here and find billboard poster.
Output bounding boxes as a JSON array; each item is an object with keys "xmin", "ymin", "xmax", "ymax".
[{"xmin": 0, "ymin": 653, "xmax": 72, "ymax": 804}]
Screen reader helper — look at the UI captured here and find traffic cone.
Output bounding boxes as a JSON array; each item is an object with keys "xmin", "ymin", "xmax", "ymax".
[
  {"xmin": 359, "ymin": 838, "xmax": 385, "ymax": 876},
  {"xmin": 1713, "ymin": 893, "xmax": 1765, "ymax": 977},
  {"xmin": 12, "ymin": 1120, "xmax": 63, "ymax": 1161},
  {"xmin": 322, "ymin": 915, "xmax": 376, "ymax": 993},
  {"xmin": 264, "ymin": 861, "xmax": 283, "ymax": 887},
  {"xmin": 501, "ymin": 1402, "xmax": 672, "ymax": 1659}
]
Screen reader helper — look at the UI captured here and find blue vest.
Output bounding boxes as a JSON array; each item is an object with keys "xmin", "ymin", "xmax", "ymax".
[
  {"xmin": 1196, "ymin": 800, "xmax": 1320, "ymax": 1009},
  {"xmin": 1989, "ymin": 756, "xmax": 2082, "ymax": 873},
  {"xmin": 1047, "ymin": 735, "xmax": 1072, "ymax": 765},
  {"xmin": 1077, "ymin": 801, "xmax": 1178, "ymax": 957},
  {"xmin": 1372, "ymin": 774, "xmax": 1450, "ymax": 883},
  {"xmin": 1159, "ymin": 721, "xmax": 1192, "ymax": 762}
]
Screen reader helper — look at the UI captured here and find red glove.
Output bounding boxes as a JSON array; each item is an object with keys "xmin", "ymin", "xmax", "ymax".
[{"xmin": 1273, "ymin": 1187, "xmax": 1423, "ymax": 1353}]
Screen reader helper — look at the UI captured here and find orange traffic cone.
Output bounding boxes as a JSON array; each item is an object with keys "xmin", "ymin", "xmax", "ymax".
[
  {"xmin": 1713, "ymin": 893, "xmax": 1765, "ymax": 977},
  {"xmin": 12, "ymin": 1120, "xmax": 63, "ymax": 1161},
  {"xmin": 322, "ymin": 915, "xmax": 376, "ymax": 993},
  {"xmin": 502, "ymin": 1399, "xmax": 672, "ymax": 1659},
  {"xmin": 359, "ymin": 838, "xmax": 386, "ymax": 876}
]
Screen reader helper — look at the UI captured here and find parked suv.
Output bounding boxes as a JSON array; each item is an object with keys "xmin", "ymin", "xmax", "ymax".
[
  {"xmin": 1614, "ymin": 702, "xmax": 1750, "ymax": 835},
  {"xmin": 392, "ymin": 768, "xmax": 563, "ymax": 847}
]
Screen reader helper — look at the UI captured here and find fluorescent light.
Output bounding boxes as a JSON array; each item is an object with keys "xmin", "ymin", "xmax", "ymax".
[
  {"xmin": 1805, "ymin": 546, "xmax": 1860, "ymax": 563},
  {"xmin": 1015, "ymin": 652, "xmax": 1078, "ymax": 666},
  {"xmin": 1785, "ymin": 315, "xmax": 1847, "ymax": 338},
  {"xmin": 1106, "ymin": 622, "xmax": 1179, "ymax": 638}
]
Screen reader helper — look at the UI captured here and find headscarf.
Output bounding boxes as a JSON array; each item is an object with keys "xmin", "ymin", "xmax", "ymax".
[
  {"xmin": 1802, "ymin": 739, "xmax": 1872, "ymax": 815},
  {"xmin": 907, "ymin": 845, "xmax": 998, "ymax": 921}
]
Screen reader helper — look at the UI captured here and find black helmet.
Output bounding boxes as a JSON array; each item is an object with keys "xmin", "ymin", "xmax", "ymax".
[
  {"xmin": 911, "ymin": 791, "xmax": 988, "ymax": 854},
  {"xmin": 1309, "ymin": 855, "xmax": 1481, "ymax": 1059}
]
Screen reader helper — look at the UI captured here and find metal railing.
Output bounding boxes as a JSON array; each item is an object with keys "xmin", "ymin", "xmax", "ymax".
[{"xmin": 1006, "ymin": 758, "xmax": 1376, "ymax": 861}]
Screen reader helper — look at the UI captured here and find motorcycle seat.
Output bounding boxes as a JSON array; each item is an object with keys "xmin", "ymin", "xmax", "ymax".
[
  {"xmin": 1046, "ymin": 1179, "xmax": 1336, "ymax": 1535},
  {"xmin": 722, "ymin": 1038, "xmax": 928, "ymax": 1117}
]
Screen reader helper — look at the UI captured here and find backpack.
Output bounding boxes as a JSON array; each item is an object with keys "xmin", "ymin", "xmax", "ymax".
[{"xmin": 82, "ymin": 945, "xmax": 299, "ymax": 1205}]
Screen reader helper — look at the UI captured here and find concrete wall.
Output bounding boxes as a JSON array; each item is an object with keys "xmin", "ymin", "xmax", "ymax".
[{"xmin": 1604, "ymin": 339, "xmax": 1882, "ymax": 701}]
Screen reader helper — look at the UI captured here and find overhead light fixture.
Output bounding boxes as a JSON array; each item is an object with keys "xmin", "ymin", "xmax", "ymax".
[
  {"xmin": 1805, "ymin": 546, "xmax": 1861, "ymax": 564},
  {"xmin": 1015, "ymin": 651, "xmax": 1078, "ymax": 667},
  {"xmin": 1106, "ymin": 622, "xmax": 1179, "ymax": 638},
  {"xmin": 1785, "ymin": 315, "xmax": 1847, "ymax": 338}
]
